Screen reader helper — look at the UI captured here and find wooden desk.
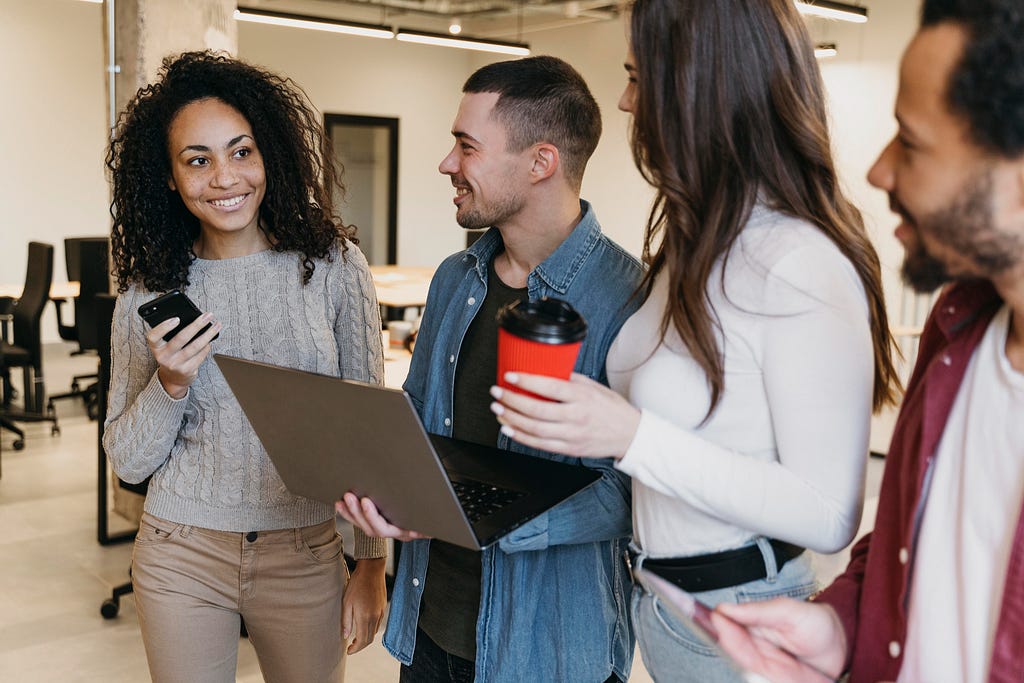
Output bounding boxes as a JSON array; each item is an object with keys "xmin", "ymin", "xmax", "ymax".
[
  {"xmin": 370, "ymin": 266, "xmax": 433, "ymax": 309},
  {"xmin": 0, "ymin": 281, "xmax": 80, "ymax": 300}
]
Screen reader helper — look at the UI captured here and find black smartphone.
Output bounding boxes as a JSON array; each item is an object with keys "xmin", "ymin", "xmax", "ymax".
[{"xmin": 137, "ymin": 290, "xmax": 218, "ymax": 345}]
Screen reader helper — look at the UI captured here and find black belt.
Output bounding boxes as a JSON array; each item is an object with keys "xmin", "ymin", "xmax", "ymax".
[{"xmin": 630, "ymin": 539, "xmax": 804, "ymax": 593}]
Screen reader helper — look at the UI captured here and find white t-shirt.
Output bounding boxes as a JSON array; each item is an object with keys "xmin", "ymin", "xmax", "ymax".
[
  {"xmin": 899, "ymin": 305, "xmax": 1024, "ymax": 683},
  {"xmin": 609, "ymin": 205, "xmax": 875, "ymax": 557}
]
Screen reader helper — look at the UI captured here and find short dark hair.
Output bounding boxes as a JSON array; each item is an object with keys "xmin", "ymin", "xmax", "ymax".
[
  {"xmin": 463, "ymin": 56, "xmax": 601, "ymax": 189},
  {"xmin": 921, "ymin": 0, "xmax": 1024, "ymax": 158}
]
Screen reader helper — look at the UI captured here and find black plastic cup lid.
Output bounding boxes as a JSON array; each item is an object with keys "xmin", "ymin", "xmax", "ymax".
[{"xmin": 496, "ymin": 296, "xmax": 587, "ymax": 344}]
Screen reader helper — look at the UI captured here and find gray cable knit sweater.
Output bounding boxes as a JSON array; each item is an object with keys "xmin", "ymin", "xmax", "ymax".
[{"xmin": 103, "ymin": 243, "xmax": 387, "ymax": 559}]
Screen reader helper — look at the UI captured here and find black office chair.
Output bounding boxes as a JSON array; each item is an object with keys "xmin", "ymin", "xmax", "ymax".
[
  {"xmin": 95, "ymin": 293, "xmax": 150, "ymax": 618},
  {"xmin": 50, "ymin": 238, "xmax": 111, "ymax": 419},
  {"xmin": 0, "ymin": 242, "xmax": 60, "ymax": 450}
]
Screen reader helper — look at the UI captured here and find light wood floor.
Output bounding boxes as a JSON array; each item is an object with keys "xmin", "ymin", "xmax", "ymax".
[{"xmin": 0, "ymin": 342, "xmax": 881, "ymax": 682}]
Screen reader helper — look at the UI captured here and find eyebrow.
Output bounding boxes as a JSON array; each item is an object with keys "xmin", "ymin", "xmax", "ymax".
[
  {"xmin": 177, "ymin": 134, "xmax": 254, "ymax": 156},
  {"xmin": 452, "ymin": 130, "xmax": 482, "ymax": 145}
]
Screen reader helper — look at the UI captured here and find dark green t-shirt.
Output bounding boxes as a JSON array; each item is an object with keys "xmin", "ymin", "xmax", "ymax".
[{"xmin": 417, "ymin": 257, "xmax": 527, "ymax": 661}]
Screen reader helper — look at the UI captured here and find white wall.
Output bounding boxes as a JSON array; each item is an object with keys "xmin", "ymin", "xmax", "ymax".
[
  {"xmin": 238, "ymin": 23, "xmax": 476, "ymax": 267},
  {"xmin": 0, "ymin": 0, "xmax": 109, "ymax": 340},
  {"xmin": 1, "ymin": 0, "xmax": 921, "ymax": 355}
]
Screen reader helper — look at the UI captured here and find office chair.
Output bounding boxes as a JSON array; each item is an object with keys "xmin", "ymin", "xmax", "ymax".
[
  {"xmin": 49, "ymin": 238, "xmax": 111, "ymax": 419},
  {"xmin": 94, "ymin": 293, "xmax": 149, "ymax": 618},
  {"xmin": 0, "ymin": 242, "xmax": 60, "ymax": 449}
]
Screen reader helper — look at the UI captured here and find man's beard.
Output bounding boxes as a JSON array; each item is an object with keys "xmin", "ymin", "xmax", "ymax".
[
  {"xmin": 456, "ymin": 192, "xmax": 525, "ymax": 231},
  {"xmin": 902, "ymin": 169, "xmax": 1023, "ymax": 293}
]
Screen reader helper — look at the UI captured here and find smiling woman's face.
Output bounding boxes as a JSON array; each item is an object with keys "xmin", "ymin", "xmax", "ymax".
[{"xmin": 166, "ymin": 97, "xmax": 266, "ymax": 241}]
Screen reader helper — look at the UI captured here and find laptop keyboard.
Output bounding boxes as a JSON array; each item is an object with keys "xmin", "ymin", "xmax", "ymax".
[{"xmin": 452, "ymin": 480, "xmax": 526, "ymax": 523}]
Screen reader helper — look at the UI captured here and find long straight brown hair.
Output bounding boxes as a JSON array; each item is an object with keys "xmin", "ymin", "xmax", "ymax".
[{"xmin": 628, "ymin": 0, "xmax": 899, "ymax": 419}]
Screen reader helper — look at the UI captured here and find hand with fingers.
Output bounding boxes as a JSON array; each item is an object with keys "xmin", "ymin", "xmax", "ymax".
[
  {"xmin": 146, "ymin": 313, "xmax": 223, "ymax": 399},
  {"xmin": 335, "ymin": 493, "xmax": 429, "ymax": 543},
  {"xmin": 488, "ymin": 372, "xmax": 641, "ymax": 459},
  {"xmin": 711, "ymin": 598, "xmax": 846, "ymax": 683},
  {"xmin": 341, "ymin": 557, "xmax": 387, "ymax": 654}
]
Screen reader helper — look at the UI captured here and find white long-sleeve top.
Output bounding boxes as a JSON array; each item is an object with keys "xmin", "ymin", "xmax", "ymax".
[{"xmin": 610, "ymin": 205, "xmax": 874, "ymax": 557}]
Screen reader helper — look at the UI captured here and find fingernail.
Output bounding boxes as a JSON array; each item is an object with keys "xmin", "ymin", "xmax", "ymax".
[
  {"xmin": 489, "ymin": 385, "xmax": 504, "ymax": 399},
  {"xmin": 504, "ymin": 372, "xmax": 519, "ymax": 384},
  {"xmin": 490, "ymin": 401, "xmax": 504, "ymax": 416},
  {"xmin": 500, "ymin": 424, "xmax": 515, "ymax": 438}
]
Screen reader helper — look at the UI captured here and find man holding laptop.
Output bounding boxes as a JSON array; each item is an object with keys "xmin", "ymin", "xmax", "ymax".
[{"xmin": 336, "ymin": 56, "xmax": 643, "ymax": 682}]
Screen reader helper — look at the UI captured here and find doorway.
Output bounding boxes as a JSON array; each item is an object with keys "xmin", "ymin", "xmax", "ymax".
[{"xmin": 324, "ymin": 114, "xmax": 399, "ymax": 265}]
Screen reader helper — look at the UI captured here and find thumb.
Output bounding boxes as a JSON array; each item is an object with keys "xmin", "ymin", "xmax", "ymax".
[{"xmin": 342, "ymin": 601, "xmax": 353, "ymax": 639}]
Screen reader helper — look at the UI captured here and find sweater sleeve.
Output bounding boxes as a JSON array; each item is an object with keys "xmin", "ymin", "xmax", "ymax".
[
  {"xmin": 331, "ymin": 245, "xmax": 388, "ymax": 559},
  {"xmin": 102, "ymin": 287, "xmax": 189, "ymax": 485},
  {"xmin": 616, "ymin": 245, "xmax": 874, "ymax": 553}
]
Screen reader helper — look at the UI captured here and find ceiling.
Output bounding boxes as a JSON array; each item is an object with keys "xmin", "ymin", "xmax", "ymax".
[
  {"xmin": 237, "ymin": 0, "xmax": 853, "ymax": 49},
  {"xmin": 237, "ymin": 0, "xmax": 624, "ymax": 41}
]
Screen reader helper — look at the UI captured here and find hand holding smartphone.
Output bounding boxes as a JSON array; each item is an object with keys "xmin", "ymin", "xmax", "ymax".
[{"xmin": 138, "ymin": 290, "xmax": 219, "ymax": 345}]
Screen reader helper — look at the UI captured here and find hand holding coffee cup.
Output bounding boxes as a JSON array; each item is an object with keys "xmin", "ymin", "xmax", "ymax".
[{"xmin": 496, "ymin": 297, "xmax": 587, "ymax": 400}]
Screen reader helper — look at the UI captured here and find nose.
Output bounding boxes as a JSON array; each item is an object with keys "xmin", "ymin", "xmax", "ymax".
[
  {"xmin": 618, "ymin": 84, "xmax": 635, "ymax": 114},
  {"xmin": 438, "ymin": 146, "xmax": 459, "ymax": 176},
  {"xmin": 211, "ymin": 161, "xmax": 239, "ymax": 188},
  {"xmin": 867, "ymin": 138, "xmax": 898, "ymax": 192}
]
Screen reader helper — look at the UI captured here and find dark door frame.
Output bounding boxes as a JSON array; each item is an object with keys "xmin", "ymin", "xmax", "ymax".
[{"xmin": 324, "ymin": 113, "xmax": 400, "ymax": 265}]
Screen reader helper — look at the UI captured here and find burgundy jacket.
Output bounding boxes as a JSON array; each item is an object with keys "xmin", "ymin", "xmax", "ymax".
[{"xmin": 816, "ymin": 279, "xmax": 1021, "ymax": 683}]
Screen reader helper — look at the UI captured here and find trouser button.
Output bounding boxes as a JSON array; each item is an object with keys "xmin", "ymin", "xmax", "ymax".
[{"xmin": 246, "ymin": 531, "xmax": 258, "ymax": 542}]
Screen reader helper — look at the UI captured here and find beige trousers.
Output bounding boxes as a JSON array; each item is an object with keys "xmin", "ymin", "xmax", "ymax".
[{"xmin": 131, "ymin": 513, "xmax": 348, "ymax": 683}]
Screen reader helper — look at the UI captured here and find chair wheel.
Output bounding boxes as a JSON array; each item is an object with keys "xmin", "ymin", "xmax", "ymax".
[
  {"xmin": 100, "ymin": 599, "xmax": 119, "ymax": 619},
  {"xmin": 12, "ymin": 439, "xmax": 24, "ymax": 451}
]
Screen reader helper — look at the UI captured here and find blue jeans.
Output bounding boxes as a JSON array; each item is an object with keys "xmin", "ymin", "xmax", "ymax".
[
  {"xmin": 630, "ymin": 539, "xmax": 817, "ymax": 683},
  {"xmin": 400, "ymin": 628, "xmax": 623, "ymax": 683}
]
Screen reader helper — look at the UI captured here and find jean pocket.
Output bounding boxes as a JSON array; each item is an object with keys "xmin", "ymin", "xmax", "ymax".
[
  {"xmin": 299, "ymin": 522, "xmax": 344, "ymax": 564},
  {"xmin": 648, "ymin": 595, "xmax": 720, "ymax": 657},
  {"xmin": 133, "ymin": 513, "xmax": 182, "ymax": 547},
  {"xmin": 736, "ymin": 578, "xmax": 818, "ymax": 603}
]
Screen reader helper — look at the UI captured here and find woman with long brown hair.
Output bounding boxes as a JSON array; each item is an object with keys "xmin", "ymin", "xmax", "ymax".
[{"xmin": 489, "ymin": 0, "xmax": 899, "ymax": 680}]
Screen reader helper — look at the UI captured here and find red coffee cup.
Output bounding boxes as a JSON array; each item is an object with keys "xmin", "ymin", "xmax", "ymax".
[{"xmin": 496, "ymin": 297, "xmax": 587, "ymax": 400}]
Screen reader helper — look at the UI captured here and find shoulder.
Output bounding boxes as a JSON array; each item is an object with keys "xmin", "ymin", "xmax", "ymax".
[
  {"xmin": 320, "ymin": 239, "xmax": 372, "ymax": 282},
  {"xmin": 729, "ymin": 208, "xmax": 864, "ymax": 308}
]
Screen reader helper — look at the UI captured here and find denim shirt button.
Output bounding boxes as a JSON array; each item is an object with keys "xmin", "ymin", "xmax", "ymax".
[
  {"xmin": 444, "ymin": 417, "xmax": 451, "ymax": 427},
  {"xmin": 412, "ymin": 578, "xmax": 420, "ymax": 587},
  {"xmin": 449, "ymin": 354, "xmax": 455, "ymax": 364},
  {"xmin": 467, "ymin": 297, "xmax": 476, "ymax": 306}
]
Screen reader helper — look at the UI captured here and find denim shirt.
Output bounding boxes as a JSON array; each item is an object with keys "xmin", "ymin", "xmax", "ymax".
[{"xmin": 383, "ymin": 201, "xmax": 643, "ymax": 682}]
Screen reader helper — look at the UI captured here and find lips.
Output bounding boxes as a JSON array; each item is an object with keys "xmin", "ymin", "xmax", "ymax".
[
  {"xmin": 453, "ymin": 185, "xmax": 471, "ymax": 206},
  {"xmin": 209, "ymin": 193, "xmax": 249, "ymax": 209}
]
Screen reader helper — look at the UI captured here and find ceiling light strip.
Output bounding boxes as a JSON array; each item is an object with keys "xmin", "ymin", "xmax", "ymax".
[
  {"xmin": 794, "ymin": 1, "xmax": 868, "ymax": 23},
  {"xmin": 396, "ymin": 30, "xmax": 530, "ymax": 56},
  {"xmin": 235, "ymin": 7, "xmax": 395, "ymax": 40}
]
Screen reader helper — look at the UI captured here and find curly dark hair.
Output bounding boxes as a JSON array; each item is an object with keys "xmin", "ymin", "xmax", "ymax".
[
  {"xmin": 922, "ymin": 0, "xmax": 1024, "ymax": 158},
  {"xmin": 107, "ymin": 51, "xmax": 354, "ymax": 293}
]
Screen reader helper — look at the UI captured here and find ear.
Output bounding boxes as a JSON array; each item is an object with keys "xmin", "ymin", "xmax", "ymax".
[
  {"xmin": 528, "ymin": 143, "xmax": 560, "ymax": 184},
  {"xmin": 167, "ymin": 176, "xmax": 177, "ymax": 192}
]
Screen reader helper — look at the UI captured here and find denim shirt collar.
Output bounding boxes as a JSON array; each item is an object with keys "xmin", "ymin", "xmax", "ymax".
[{"xmin": 464, "ymin": 199, "xmax": 602, "ymax": 295}]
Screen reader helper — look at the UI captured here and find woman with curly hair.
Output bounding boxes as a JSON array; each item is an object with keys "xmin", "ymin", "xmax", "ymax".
[
  {"xmin": 103, "ymin": 51, "xmax": 386, "ymax": 682},
  {"xmin": 488, "ymin": 0, "xmax": 901, "ymax": 680}
]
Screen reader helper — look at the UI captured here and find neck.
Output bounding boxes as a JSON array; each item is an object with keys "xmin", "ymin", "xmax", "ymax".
[
  {"xmin": 993, "ymin": 270, "xmax": 1024, "ymax": 372},
  {"xmin": 194, "ymin": 227, "xmax": 271, "ymax": 260},
  {"xmin": 493, "ymin": 194, "xmax": 583, "ymax": 288}
]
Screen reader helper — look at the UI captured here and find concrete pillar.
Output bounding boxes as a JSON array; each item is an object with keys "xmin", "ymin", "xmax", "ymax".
[
  {"xmin": 108, "ymin": 0, "xmax": 237, "ymax": 118},
  {"xmin": 104, "ymin": 0, "xmax": 236, "ymax": 523}
]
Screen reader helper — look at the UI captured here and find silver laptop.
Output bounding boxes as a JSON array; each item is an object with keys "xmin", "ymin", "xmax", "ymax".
[{"xmin": 214, "ymin": 354, "xmax": 600, "ymax": 550}]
